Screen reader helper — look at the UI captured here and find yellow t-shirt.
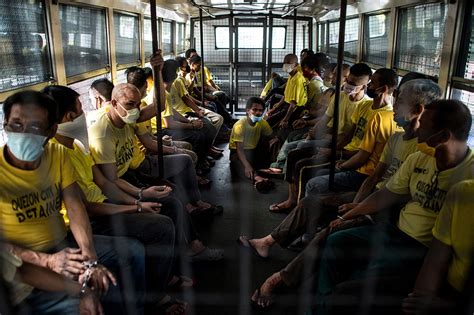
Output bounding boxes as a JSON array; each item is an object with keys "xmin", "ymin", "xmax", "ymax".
[
  {"xmin": 326, "ymin": 93, "xmax": 370, "ymax": 135},
  {"xmin": 170, "ymin": 76, "xmax": 193, "ymax": 115},
  {"xmin": 306, "ymin": 76, "xmax": 326, "ymax": 110},
  {"xmin": 284, "ymin": 67, "xmax": 308, "ymax": 107},
  {"xmin": 432, "ymin": 179, "xmax": 474, "ymax": 292},
  {"xmin": 88, "ymin": 110, "xmax": 144, "ymax": 177},
  {"xmin": 195, "ymin": 66, "xmax": 213, "ymax": 88},
  {"xmin": 386, "ymin": 150, "xmax": 474, "ymax": 247},
  {"xmin": 148, "ymin": 91, "xmax": 174, "ymax": 134},
  {"xmin": 229, "ymin": 117, "xmax": 273, "ymax": 150},
  {"xmin": 357, "ymin": 110, "xmax": 400, "ymax": 176},
  {"xmin": 0, "ymin": 143, "xmax": 76, "ymax": 252},
  {"xmin": 261, "ymin": 78, "xmax": 273, "ymax": 98}
]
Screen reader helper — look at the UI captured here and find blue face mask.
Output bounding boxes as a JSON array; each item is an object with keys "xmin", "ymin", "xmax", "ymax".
[
  {"xmin": 6, "ymin": 132, "xmax": 47, "ymax": 162},
  {"xmin": 394, "ymin": 116, "xmax": 411, "ymax": 128},
  {"xmin": 249, "ymin": 114, "xmax": 263, "ymax": 123}
]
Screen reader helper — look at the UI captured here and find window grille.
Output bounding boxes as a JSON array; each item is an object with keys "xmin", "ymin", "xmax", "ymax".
[
  {"xmin": 68, "ymin": 74, "xmax": 110, "ymax": 113},
  {"xmin": 193, "ymin": 18, "xmax": 229, "ymax": 63},
  {"xmin": 363, "ymin": 12, "xmax": 390, "ymax": 66},
  {"xmin": 59, "ymin": 4, "xmax": 108, "ymax": 77},
  {"xmin": 395, "ymin": 3, "xmax": 447, "ymax": 77},
  {"xmin": 328, "ymin": 18, "xmax": 358, "ymax": 60},
  {"xmin": 162, "ymin": 21, "xmax": 173, "ymax": 54},
  {"xmin": 177, "ymin": 23, "xmax": 186, "ymax": 53},
  {"xmin": 318, "ymin": 22, "xmax": 327, "ymax": 52},
  {"xmin": 0, "ymin": 0, "xmax": 52, "ymax": 92},
  {"xmin": 114, "ymin": 12, "xmax": 140, "ymax": 66}
]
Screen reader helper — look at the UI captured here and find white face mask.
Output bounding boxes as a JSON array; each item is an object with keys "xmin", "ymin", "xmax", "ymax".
[
  {"xmin": 57, "ymin": 112, "xmax": 89, "ymax": 149},
  {"xmin": 117, "ymin": 102, "xmax": 140, "ymax": 124},
  {"xmin": 282, "ymin": 63, "xmax": 295, "ymax": 74}
]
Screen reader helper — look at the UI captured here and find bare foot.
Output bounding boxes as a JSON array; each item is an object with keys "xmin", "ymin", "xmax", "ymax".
[
  {"xmin": 251, "ymin": 272, "xmax": 283, "ymax": 308},
  {"xmin": 195, "ymin": 200, "xmax": 211, "ymax": 210},
  {"xmin": 188, "ymin": 239, "xmax": 205, "ymax": 255},
  {"xmin": 248, "ymin": 236, "xmax": 274, "ymax": 258}
]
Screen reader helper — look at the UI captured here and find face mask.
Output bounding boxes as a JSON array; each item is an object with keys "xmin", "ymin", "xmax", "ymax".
[
  {"xmin": 118, "ymin": 102, "xmax": 140, "ymax": 124},
  {"xmin": 249, "ymin": 114, "xmax": 263, "ymax": 123},
  {"xmin": 282, "ymin": 64, "xmax": 295, "ymax": 74},
  {"xmin": 6, "ymin": 132, "xmax": 47, "ymax": 162},
  {"xmin": 57, "ymin": 112, "xmax": 89, "ymax": 149},
  {"xmin": 366, "ymin": 88, "xmax": 379, "ymax": 99},
  {"xmin": 394, "ymin": 116, "xmax": 411, "ymax": 128},
  {"xmin": 343, "ymin": 83, "xmax": 362, "ymax": 96}
]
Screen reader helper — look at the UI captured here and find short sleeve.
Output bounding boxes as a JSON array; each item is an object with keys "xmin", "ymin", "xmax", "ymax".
[
  {"xmin": 432, "ymin": 188, "xmax": 454, "ymax": 246},
  {"xmin": 379, "ymin": 135, "xmax": 395, "ymax": 165},
  {"xmin": 205, "ymin": 67, "xmax": 212, "ymax": 84},
  {"xmin": 90, "ymin": 134, "xmax": 116, "ymax": 165},
  {"xmin": 176, "ymin": 79, "xmax": 188, "ymax": 98},
  {"xmin": 358, "ymin": 112, "xmax": 380, "ymax": 153},
  {"xmin": 60, "ymin": 147, "xmax": 78, "ymax": 189},
  {"xmin": 134, "ymin": 120, "xmax": 151, "ymax": 136},
  {"xmin": 325, "ymin": 97, "xmax": 335, "ymax": 120},
  {"xmin": 385, "ymin": 153, "xmax": 417, "ymax": 195},
  {"xmin": 261, "ymin": 120, "xmax": 273, "ymax": 136},
  {"xmin": 231, "ymin": 123, "xmax": 245, "ymax": 143}
]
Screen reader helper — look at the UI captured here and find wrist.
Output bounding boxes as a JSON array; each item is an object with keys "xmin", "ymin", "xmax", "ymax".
[{"xmin": 135, "ymin": 200, "xmax": 142, "ymax": 213}]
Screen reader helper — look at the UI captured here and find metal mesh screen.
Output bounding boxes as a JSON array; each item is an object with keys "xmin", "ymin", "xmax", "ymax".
[
  {"xmin": 60, "ymin": 4, "xmax": 108, "ymax": 77},
  {"xmin": 328, "ymin": 18, "xmax": 359, "ymax": 60},
  {"xmin": 318, "ymin": 22, "xmax": 327, "ymax": 52},
  {"xmin": 395, "ymin": 3, "xmax": 447, "ymax": 77},
  {"xmin": 114, "ymin": 12, "xmax": 140, "ymax": 66},
  {"xmin": 363, "ymin": 12, "xmax": 390, "ymax": 66},
  {"xmin": 143, "ymin": 17, "xmax": 158, "ymax": 58},
  {"xmin": 163, "ymin": 21, "xmax": 172, "ymax": 54},
  {"xmin": 177, "ymin": 23, "xmax": 185, "ymax": 54},
  {"xmin": 193, "ymin": 18, "xmax": 230, "ymax": 64},
  {"xmin": 0, "ymin": 0, "xmax": 52, "ymax": 92},
  {"xmin": 236, "ymin": 20, "xmax": 264, "ymax": 63},
  {"xmin": 68, "ymin": 73, "xmax": 111, "ymax": 113},
  {"xmin": 296, "ymin": 20, "xmax": 309, "ymax": 58},
  {"xmin": 272, "ymin": 18, "xmax": 293, "ymax": 62},
  {"xmin": 207, "ymin": 65, "xmax": 231, "ymax": 96},
  {"xmin": 236, "ymin": 67, "xmax": 264, "ymax": 110},
  {"xmin": 451, "ymin": 89, "xmax": 474, "ymax": 147},
  {"xmin": 460, "ymin": 4, "xmax": 473, "ymax": 80}
]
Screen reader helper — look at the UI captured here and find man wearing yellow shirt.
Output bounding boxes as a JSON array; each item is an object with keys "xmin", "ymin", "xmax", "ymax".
[
  {"xmin": 315, "ymin": 99, "xmax": 474, "ymax": 314},
  {"xmin": 403, "ymin": 179, "xmax": 474, "ymax": 315},
  {"xmin": 266, "ymin": 54, "xmax": 308, "ymax": 129},
  {"xmin": 0, "ymin": 91, "xmax": 145, "ymax": 314},
  {"xmin": 229, "ymin": 97, "xmax": 273, "ymax": 183}
]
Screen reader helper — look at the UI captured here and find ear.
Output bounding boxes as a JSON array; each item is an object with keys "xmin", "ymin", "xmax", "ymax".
[
  {"xmin": 64, "ymin": 111, "xmax": 76, "ymax": 123},
  {"xmin": 380, "ymin": 85, "xmax": 389, "ymax": 94},
  {"xmin": 414, "ymin": 103, "xmax": 424, "ymax": 115}
]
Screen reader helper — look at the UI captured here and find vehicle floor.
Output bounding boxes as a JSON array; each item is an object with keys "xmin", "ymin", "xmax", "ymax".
[{"xmin": 184, "ymin": 143, "xmax": 311, "ymax": 315}]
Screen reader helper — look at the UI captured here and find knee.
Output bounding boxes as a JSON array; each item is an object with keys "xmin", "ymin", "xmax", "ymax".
[{"xmin": 305, "ymin": 177, "xmax": 327, "ymax": 196}]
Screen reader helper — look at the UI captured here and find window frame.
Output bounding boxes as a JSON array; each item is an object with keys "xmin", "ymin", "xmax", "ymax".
[
  {"xmin": 113, "ymin": 10, "xmax": 141, "ymax": 71},
  {"xmin": 213, "ymin": 25, "xmax": 287, "ymax": 50},
  {"xmin": 361, "ymin": 10, "xmax": 391, "ymax": 68},
  {"xmin": 162, "ymin": 19, "xmax": 174, "ymax": 55}
]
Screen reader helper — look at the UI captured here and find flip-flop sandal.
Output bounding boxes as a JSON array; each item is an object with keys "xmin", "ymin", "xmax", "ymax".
[
  {"xmin": 156, "ymin": 296, "xmax": 187, "ymax": 315},
  {"xmin": 236, "ymin": 236, "xmax": 267, "ymax": 259},
  {"xmin": 189, "ymin": 247, "xmax": 224, "ymax": 262},
  {"xmin": 259, "ymin": 168, "xmax": 283, "ymax": 175},
  {"xmin": 268, "ymin": 203, "xmax": 294, "ymax": 213},
  {"xmin": 167, "ymin": 275, "xmax": 195, "ymax": 291},
  {"xmin": 250, "ymin": 287, "xmax": 275, "ymax": 310},
  {"xmin": 197, "ymin": 177, "xmax": 212, "ymax": 187}
]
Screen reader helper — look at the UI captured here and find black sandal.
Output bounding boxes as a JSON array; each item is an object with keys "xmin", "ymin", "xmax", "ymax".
[{"xmin": 156, "ymin": 296, "xmax": 187, "ymax": 315}]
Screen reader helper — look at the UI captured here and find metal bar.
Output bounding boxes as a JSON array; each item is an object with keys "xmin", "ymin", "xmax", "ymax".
[
  {"xmin": 329, "ymin": 0, "xmax": 347, "ymax": 190},
  {"xmin": 199, "ymin": 8, "xmax": 206, "ymax": 108},
  {"xmin": 262, "ymin": 16, "xmax": 267, "ymax": 85},
  {"xmin": 150, "ymin": 0, "xmax": 164, "ymax": 179},
  {"xmin": 267, "ymin": 13, "xmax": 273, "ymax": 79},
  {"xmin": 229, "ymin": 12, "xmax": 235, "ymax": 112},
  {"xmin": 292, "ymin": 9, "xmax": 297, "ymax": 54}
]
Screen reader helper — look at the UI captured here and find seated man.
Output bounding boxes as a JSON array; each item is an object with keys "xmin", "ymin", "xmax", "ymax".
[
  {"xmin": 229, "ymin": 97, "xmax": 273, "ymax": 190},
  {"xmin": 402, "ymin": 179, "xmax": 474, "ymax": 315},
  {"xmin": 244, "ymin": 77, "xmax": 441, "ymax": 309},
  {"xmin": 265, "ymin": 53, "xmax": 308, "ymax": 130},
  {"xmin": 0, "ymin": 91, "xmax": 145, "ymax": 314},
  {"xmin": 315, "ymin": 99, "xmax": 474, "ymax": 314},
  {"xmin": 44, "ymin": 85, "xmax": 192, "ymax": 313}
]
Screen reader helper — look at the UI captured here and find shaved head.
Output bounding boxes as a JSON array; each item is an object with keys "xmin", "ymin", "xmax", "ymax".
[
  {"xmin": 112, "ymin": 83, "xmax": 141, "ymax": 104},
  {"xmin": 284, "ymin": 54, "xmax": 298, "ymax": 64}
]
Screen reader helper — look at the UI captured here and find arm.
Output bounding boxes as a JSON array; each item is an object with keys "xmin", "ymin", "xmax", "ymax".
[
  {"xmin": 337, "ymin": 149, "xmax": 371, "ymax": 171},
  {"xmin": 235, "ymin": 141, "xmax": 254, "ymax": 180},
  {"xmin": 309, "ymin": 114, "xmax": 330, "ymax": 139},
  {"xmin": 135, "ymin": 132, "xmax": 178, "ymax": 155},
  {"xmin": 92, "ymin": 165, "xmax": 136, "ymax": 205},
  {"xmin": 280, "ymin": 102, "xmax": 297, "ymax": 127},
  {"xmin": 353, "ymin": 162, "xmax": 389, "ymax": 203},
  {"xmin": 182, "ymin": 94, "xmax": 204, "ymax": 114},
  {"xmin": 98, "ymin": 163, "xmax": 139, "ymax": 198},
  {"xmin": 337, "ymin": 124, "xmax": 356, "ymax": 148}
]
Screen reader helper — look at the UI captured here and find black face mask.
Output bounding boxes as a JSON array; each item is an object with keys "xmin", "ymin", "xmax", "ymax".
[{"xmin": 366, "ymin": 88, "xmax": 378, "ymax": 99}]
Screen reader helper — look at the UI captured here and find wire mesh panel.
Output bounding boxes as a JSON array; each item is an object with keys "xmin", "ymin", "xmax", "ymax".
[
  {"xmin": 143, "ymin": 17, "xmax": 158, "ymax": 58},
  {"xmin": 176, "ymin": 23, "xmax": 185, "ymax": 54},
  {"xmin": 163, "ymin": 20, "xmax": 173, "ymax": 55},
  {"xmin": 68, "ymin": 73, "xmax": 111, "ymax": 113},
  {"xmin": 192, "ymin": 18, "xmax": 230, "ymax": 64},
  {"xmin": 318, "ymin": 22, "xmax": 327, "ymax": 53},
  {"xmin": 207, "ymin": 65, "xmax": 231, "ymax": 96},
  {"xmin": 271, "ymin": 18, "xmax": 293, "ymax": 63},
  {"xmin": 363, "ymin": 12, "xmax": 390, "ymax": 66},
  {"xmin": 328, "ymin": 17, "xmax": 359, "ymax": 60},
  {"xmin": 296, "ymin": 20, "xmax": 310, "ymax": 58},
  {"xmin": 395, "ymin": 3, "xmax": 447, "ymax": 77},
  {"xmin": 114, "ymin": 11, "xmax": 140, "ymax": 66},
  {"xmin": 457, "ymin": 3, "xmax": 473, "ymax": 80},
  {"xmin": 0, "ymin": 0, "xmax": 52, "ymax": 91},
  {"xmin": 236, "ymin": 67, "xmax": 265, "ymax": 110},
  {"xmin": 451, "ymin": 89, "xmax": 474, "ymax": 146},
  {"xmin": 59, "ymin": 4, "xmax": 108, "ymax": 77},
  {"xmin": 236, "ymin": 20, "xmax": 265, "ymax": 63}
]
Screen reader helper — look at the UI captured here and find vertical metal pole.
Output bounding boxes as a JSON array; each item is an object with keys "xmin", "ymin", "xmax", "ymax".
[
  {"xmin": 229, "ymin": 12, "xmax": 234, "ymax": 112},
  {"xmin": 262, "ymin": 17, "xmax": 267, "ymax": 87},
  {"xmin": 293, "ymin": 9, "xmax": 297, "ymax": 54},
  {"xmin": 199, "ymin": 8, "xmax": 205, "ymax": 106},
  {"xmin": 150, "ymin": 0, "xmax": 164, "ymax": 179},
  {"xmin": 329, "ymin": 0, "xmax": 347, "ymax": 189},
  {"xmin": 267, "ymin": 13, "xmax": 273, "ymax": 79}
]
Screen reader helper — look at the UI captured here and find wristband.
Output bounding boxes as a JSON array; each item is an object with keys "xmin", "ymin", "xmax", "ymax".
[
  {"xmin": 135, "ymin": 200, "xmax": 142, "ymax": 212},
  {"xmin": 337, "ymin": 215, "xmax": 346, "ymax": 221},
  {"xmin": 138, "ymin": 187, "xmax": 144, "ymax": 200},
  {"xmin": 80, "ymin": 260, "xmax": 99, "ymax": 296}
]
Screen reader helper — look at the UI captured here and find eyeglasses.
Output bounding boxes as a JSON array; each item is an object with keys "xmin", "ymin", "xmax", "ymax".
[{"xmin": 4, "ymin": 122, "xmax": 47, "ymax": 135}]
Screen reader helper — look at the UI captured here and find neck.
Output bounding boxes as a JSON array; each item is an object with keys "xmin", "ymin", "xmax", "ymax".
[
  {"xmin": 349, "ymin": 90, "xmax": 365, "ymax": 102},
  {"xmin": 372, "ymin": 94, "xmax": 390, "ymax": 109},
  {"xmin": 107, "ymin": 109, "xmax": 126, "ymax": 129},
  {"xmin": 54, "ymin": 133, "xmax": 75, "ymax": 149},
  {"xmin": 247, "ymin": 116, "xmax": 256, "ymax": 126},
  {"xmin": 4, "ymin": 146, "xmax": 41, "ymax": 170},
  {"xmin": 435, "ymin": 142, "xmax": 469, "ymax": 171}
]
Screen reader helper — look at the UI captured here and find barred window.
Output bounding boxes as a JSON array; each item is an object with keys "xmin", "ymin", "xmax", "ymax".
[
  {"xmin": 114, "ymin": 12, "xmax": 140, "ymax": 66},
  {"xmin": 0, "ymin": 0, "xmax": 52, "ymax": 92},
  {"xmin": 144, "ymin": 17, "xmax": 153, "ymax": 58},
  {"xmin": 395, "ymin": 3, "xmax": 447, "ymax": 77},
  {"xmin": 317, "ymin": 22, "xmax": 327, "ymax": 52},
  {"xmin": 363, "ymin": 12, "xmax": 390, "ymax": 66},
  {"xmin": 162, "ymin": 21, "xmax": 172, "ymax": 54},
  {"xmin": 328, "ymin": 18, "xmax": 359, "ymax": 60},
  {"xmin": 177, "ymin": 23, "xmax": 185, "ymax": 53},
  {"xmin": 59, "ymin": 4, "xmax": 108, "ymax": 77}
]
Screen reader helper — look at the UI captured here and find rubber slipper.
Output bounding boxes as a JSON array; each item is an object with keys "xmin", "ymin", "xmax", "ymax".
[
  {"xmin": 268, "ymin": 203, "xmax": 293, "ymax": 213},
  {"xmin": 254, "ymin": 179, "xmax": 275, "ymax": 193},
  {"xmin": 167, "ymin": 275, "xmax": 195, "ymax": 291},
  {"xmin": 156, "ymin": 296, "xmax": 187, "ymax": 315},
  {"xmin": 236, "ymin": 236, "xmax": 267, "ymax": 259},
  {"xmin": 189, "ymin": 247, "xmax": 224, "ymax": 262}
]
